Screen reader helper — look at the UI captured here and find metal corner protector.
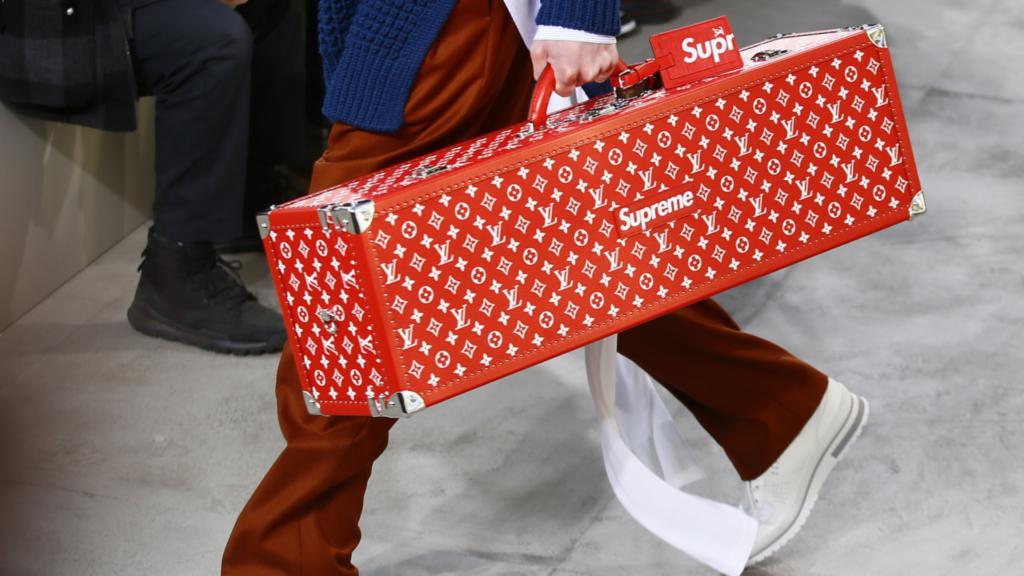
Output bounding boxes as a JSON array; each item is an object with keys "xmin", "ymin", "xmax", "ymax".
[
  {"xmin": 256, "ymin": 208, "xmax": 273, "ymax": 239},
  {"xmin": 864, "ymin": 24, "xmax": 887, "ymax": 48},
  {"xmin": 909, "ymin": 190, "xmax": 927, "ymax": 220},
  {"xmin": 330, "ymin": 199, "xmax": 375, "ymax": 235},
  {"xmin": 368, "ymin": 391, "xmax": 426, "ymax": 418},
  {"xmin": 303, "ymin": 391, "xmax": 326, "ymax": 416}
]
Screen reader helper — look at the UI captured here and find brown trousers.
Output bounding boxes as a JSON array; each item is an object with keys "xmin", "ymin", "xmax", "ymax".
[{"xmin": 223, "ymin": 1, "xmax": 827, "ymax": 574}]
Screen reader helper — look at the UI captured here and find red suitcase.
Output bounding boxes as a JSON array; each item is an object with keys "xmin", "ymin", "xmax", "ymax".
[{"xmin": 258, "ymin": 23, "xmax": 925, "ymax": 417}]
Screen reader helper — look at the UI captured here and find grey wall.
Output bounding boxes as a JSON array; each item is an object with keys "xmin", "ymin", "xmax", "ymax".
[{"xmin": 0, "ymin": 101, "xmax": 156, "ymax": 331}]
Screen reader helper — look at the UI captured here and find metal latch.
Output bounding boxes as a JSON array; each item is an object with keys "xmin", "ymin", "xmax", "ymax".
[
  {"xmin": 368, "ymin": 391, "xmax": 426, "ymax": 418},
  {"xmin": 318, "ymin": 199, "xmax": 375, "ymax": 235},
  {"xmin": 751, "ymin": 49, "xmax": 791, "ymax": 62},
  {"xmin": 318, "ymin": 308, "xmax": 338, "ymax": 334},
  {"xmin": 411, "ymin": 165, "xmax": 450, "ymax": 179}
]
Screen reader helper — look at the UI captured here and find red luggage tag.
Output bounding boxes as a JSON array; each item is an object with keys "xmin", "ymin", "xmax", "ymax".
[{"xmin": 649, "ymin": 16, "xmax": 743, "ymax": 89}]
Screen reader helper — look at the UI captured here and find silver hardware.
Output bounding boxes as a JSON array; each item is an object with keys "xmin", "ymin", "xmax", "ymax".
[
  {"xmin": 303, "ymin": 391, "xmax": 325, "ymax": 416},
  {"xmin": 411, "ymin": 165, "xmax": 450, "ymax": 179},
  {"xmin": 329, "ymin": 199, "xmax": 375, "ymax": 235},
  {"xmin": 864, "ymin": 24, "xmax": 887, "ymax": 48},
  {"xmin": 66, "ymin": 7, "xmax": 75, "ymax": 16},
  {"xmin": 368, "ymin": 391, "xmax": 426, "ymax": 418},
  {"xmin": 909, "ymin": 190, "xmax": 927, "ymax": 220},
  {"xmin": 256, "ymin": 209, "xmax": 272, "ymax": 239},
  {"xmin": 751, "ymin": 49, "xmax": 791, "ymax": 62},
  {"xmin": 614, "ymin": 74, "xmax": 654, "ymax": 101},
  {"xmin": 318, "ymin": 308, "xmax": 338, "ymax": 334},
  {"xmin": 318, "ymin": 203, "xmax": 338, "ymax": 231}
]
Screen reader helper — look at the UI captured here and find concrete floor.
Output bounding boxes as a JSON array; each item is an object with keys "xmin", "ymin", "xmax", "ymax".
[{"xmin": 2, "ymin": 0, "xmax": 1023, "ymax": 574}]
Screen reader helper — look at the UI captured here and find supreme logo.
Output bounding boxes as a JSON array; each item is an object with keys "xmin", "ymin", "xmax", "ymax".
[
  {"xmin": 650, "ymin": 16, "xmax": 743, "ymax": 89},
  {"xmin": 616, "ymin": 189, "xmax": 697, "ymax": 238}
]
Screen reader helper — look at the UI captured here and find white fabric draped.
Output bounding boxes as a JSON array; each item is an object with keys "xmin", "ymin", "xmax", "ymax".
[{"xmin": 584, "ymin": 337, "xmax": 757, "ymax": 576}]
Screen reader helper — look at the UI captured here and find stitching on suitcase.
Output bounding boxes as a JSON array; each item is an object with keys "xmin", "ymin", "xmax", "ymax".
[
  {"xmin": 300, "ymin": 37, "xmax": 908, "ymax": 394},
  {"xmin": 375, "ymin": 42, "xmax": 878, "ymax": 219},
  {"xmin": 444, "ymin": 40, "xmax": 894, "ymax": 384}
]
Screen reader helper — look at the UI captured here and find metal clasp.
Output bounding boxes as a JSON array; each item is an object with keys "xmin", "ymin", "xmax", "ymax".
[
  {"xmin": 318, "ymin": 308, "xmax": 338, "ymax": 334},
  {"xmin": 411, "ymin": 165, "xmax": 450, "ymax": 179},
  {"xmin": 318, "ymin": 200, "xmax": 375, "ymax": 235},
  {"xmin": 751, "ymin": 49, "xmax": 791, "ymax": 62},
  {"xmin": 368, "ymin": 391, "xmax": 426, "ymax": 418}
]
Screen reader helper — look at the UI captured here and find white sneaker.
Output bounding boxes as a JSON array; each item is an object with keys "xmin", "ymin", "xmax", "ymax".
[{"xmin": 742, "ymin": 378, "xmax": 869, "ymax": 566}]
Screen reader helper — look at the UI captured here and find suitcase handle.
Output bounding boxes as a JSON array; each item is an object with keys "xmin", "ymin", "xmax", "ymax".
[
  {"xmin": 527, "ymin": 59, "xmax": 630, "ymax": 132},
  {"xmin": 526, "ymin": 56, "xmax": 676, "ymax": 132}
]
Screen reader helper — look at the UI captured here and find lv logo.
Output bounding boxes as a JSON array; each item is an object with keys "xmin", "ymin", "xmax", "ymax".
[
  {"xmin": 654, "ymin": 229, "xmax": 672, "ymax": 253},
  {"xmin": 783, "ymin": 118, "xmax": 799, "ymax": 140},
  {"xmin": 502, "ymin": 286, "xmax": 522, "ymax": 310},
  {"xmin": 341, "ymin": 271, "xmax": 359, "ymax": 290},
  {"xmin": 605, "ymin": 248, "xmax": 622, "ymax": 271},
  {"xmin": 750, "ymin": 194, "xmax": 767, "ymax": 217},
  {"xmin": 554, "ymin": 267, "xmax": 574, "ymax": 291},
  {"xmin": 358, "ymin": 335, "xmax": 376, "ymax": 354},
  {"xmin": 486, "ymin": 222, "xmax": 506, "ymax": 246},
  {"xmin": 828, "ymin": 101, "xmax": 843, "ymax": 124},
  {"xmin": 450, "ymin": 305, "xmax": 471, "ymax": 329},
  {"xmin": 381, "ymin": 261, "xmax": 401, "ymax": 285},
  {"xmin": 872, "ymin": 86, "xmax": 888, "ymax": 107},
  {"xmin": 397, "ymin": 325, "xmax": 418, "ymax": 350},
  {"xmin": 434, "ymin": 240, "xmax": 454, "ymax": 265},
  {"xmin": 540, "ymin": 204, "xmax": 558, "ymax": 228},
  {"xmin": 736, "ymin": 134, "xmax": 752, "ymax": 156},
  {"xmin": 687, "ymin": 150, "xmax": 705, "ymax": 173},
  {"xmin": 639, "ymin": 168, "xmax": 657, "ymax": 191},
  {"xmin": 842, "ymin": 161, "xmax": 857, "ymax": 183},
  {"xmin": 796, "ymin": 178, "xmax": 812, "ymax": 200},
  {"xmin": 886, "ymin": 144, "xmax": 901, "ymax": 166},
  {"xmin": 702, "ymin": 212, "xmax": 720, "ymax": 235}
]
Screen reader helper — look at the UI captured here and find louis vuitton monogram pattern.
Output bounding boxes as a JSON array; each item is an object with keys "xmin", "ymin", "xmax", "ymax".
[{"xmin": 265, "ymin": 30, "xmax": 918, "ymax": 415}]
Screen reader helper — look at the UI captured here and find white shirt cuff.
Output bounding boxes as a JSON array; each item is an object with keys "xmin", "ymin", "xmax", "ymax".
[{"xmin": 534, "ymin": 25, "xmax": 617, "ymax": 44}]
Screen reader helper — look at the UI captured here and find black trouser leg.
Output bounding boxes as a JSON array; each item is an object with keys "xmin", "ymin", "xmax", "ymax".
[
  {"xmin": 236, "ymin": 0, "xmax": 306, "ymax": 240},
  {"xmin": 131, "ymin": 0, "xmax": 252, "ymax": 243}
]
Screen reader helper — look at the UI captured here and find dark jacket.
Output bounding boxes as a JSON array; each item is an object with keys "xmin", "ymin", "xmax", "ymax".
[{"xmin": 0, "ymin": 0, "xmax": 138, "ymax": 131}]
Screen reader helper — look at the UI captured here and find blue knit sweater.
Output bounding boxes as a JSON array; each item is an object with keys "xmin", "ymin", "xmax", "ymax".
[{"xmin": 320, "ymin": 0, "xmax": 620, "ymax": 132}]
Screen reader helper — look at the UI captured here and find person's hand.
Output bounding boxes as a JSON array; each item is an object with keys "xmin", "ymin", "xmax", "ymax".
[
  {"xmin": 219, "ymin": 0, "xmax": 248, "ymax": 8},
  {"xmin": 530, "ymin": 40, "xmax": 619, "ymax": 97}
]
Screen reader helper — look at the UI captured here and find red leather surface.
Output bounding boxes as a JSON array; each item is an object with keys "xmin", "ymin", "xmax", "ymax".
[{"xmin": 265, "ymin": 28, "xmax": 922, "ymax": 416}]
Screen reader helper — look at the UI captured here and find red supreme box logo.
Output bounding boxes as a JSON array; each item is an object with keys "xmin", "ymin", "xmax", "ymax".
[
  {"xmin": 650, "ymin": 16, "xmax": 743, "ymax": 89},
  {"xmin": 616, "ymin": 188, "xmax": 698, "ymax": 239}
]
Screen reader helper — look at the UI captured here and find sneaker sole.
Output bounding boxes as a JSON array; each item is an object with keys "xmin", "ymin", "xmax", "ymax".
[
  {"xmin": 747, "ymin": 394, "xmax": 870, "ymax": 565},
  {"xmin": 127, "ymin": 301, "xmax": 286, "ymax": 356}
]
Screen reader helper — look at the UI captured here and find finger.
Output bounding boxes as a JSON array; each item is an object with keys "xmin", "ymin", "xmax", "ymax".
[
  {"xmin": 530, "ymin": 45, "xmax": 549, "ymax": 81},
  {"xmin": 553, "ymin": 66, "xmax": 578, "ymax": 97},
  {"xmin": 580, "ymin": 63, "xmax": 602, "ymax": 85},
  {"xmin": 595, "ymin": 55, "xmax": 618, "ymax": 84}
]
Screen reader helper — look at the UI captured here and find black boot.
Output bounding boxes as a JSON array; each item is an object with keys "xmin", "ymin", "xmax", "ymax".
[{"xmin": 128, "ymin": 228, "xmax": 288, "ymax": 355}]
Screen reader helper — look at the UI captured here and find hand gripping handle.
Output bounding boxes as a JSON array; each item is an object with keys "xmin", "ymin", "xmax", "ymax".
[{"xmin": 527, "ymin": 59, "xmax": 631, "ymax": 132}]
